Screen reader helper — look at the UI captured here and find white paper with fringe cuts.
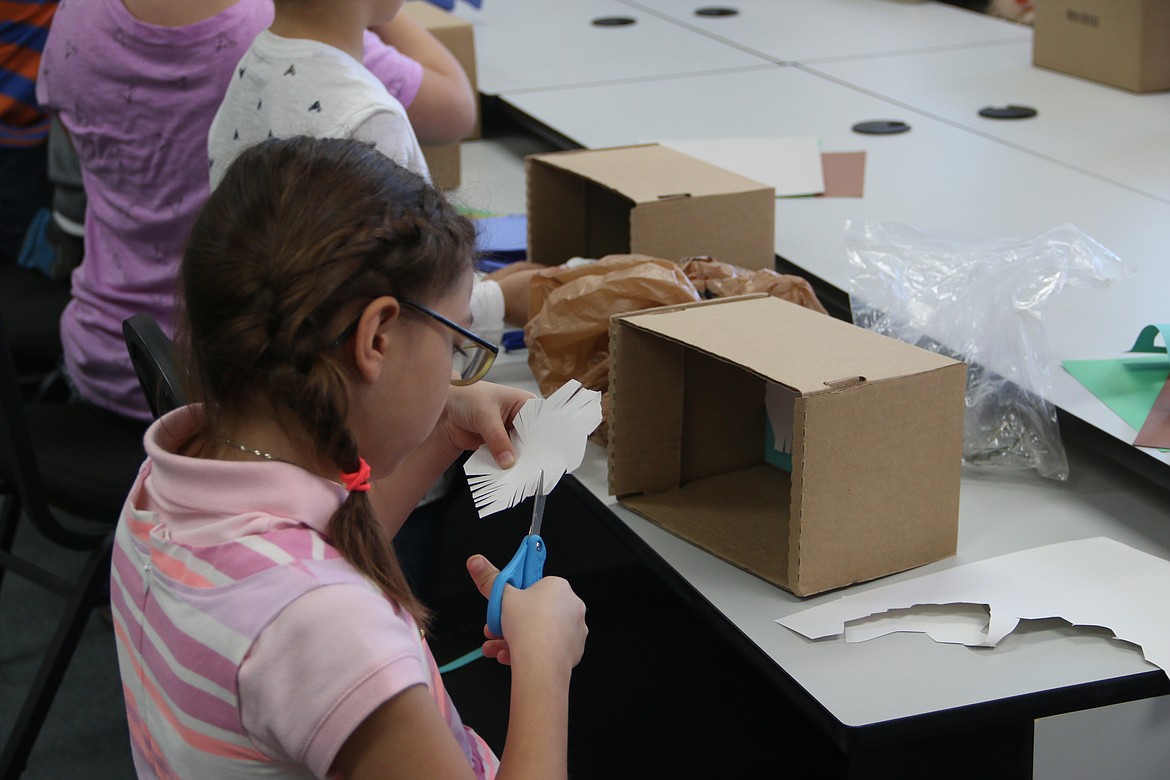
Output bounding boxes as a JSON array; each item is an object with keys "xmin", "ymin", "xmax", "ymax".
[{"xmin": 464, "ymin": 379, "xmax": 603, "ymax": 518}]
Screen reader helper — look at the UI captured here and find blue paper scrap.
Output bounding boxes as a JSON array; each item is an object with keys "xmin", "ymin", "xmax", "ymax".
[
  {"xmin": 474, "ymin": 214, "xmax": 527, "ymax": 260},
  {"xmin": 425, "ymin": 0, "xmax": 482, "ymax": 11}
]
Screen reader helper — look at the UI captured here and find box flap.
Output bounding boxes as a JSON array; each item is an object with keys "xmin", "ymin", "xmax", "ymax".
[
  {"xmin": 529, "ymin": 144, "xmax": 772, "ymax": 203},
  {"xmin": 622, "ymin": 296, "xmax": 959, "ymax": 394}
]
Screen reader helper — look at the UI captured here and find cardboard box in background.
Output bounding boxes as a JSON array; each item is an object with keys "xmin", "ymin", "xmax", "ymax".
[
  {"xmin": 1033, "ymin": 0, "xmax": 1170, "ymax": 92},
  {"xmin": 423, "ymin": 144, "xmax": 461, "ymax": 193},
  {"xmin": 608, "ymin": 295, "xmax": 966, "ymax": 597},
  {"xmin": 402, "ymin": 1, "xmax": 479, "ymax": 189},
  {"xmin": 526, "ymin": 144, "xmax": 775, "ymax": 269}
]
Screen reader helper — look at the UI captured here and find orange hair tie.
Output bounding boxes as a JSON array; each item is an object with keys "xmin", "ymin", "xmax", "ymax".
[{"xmin": 340, "ymin": 457, "xmax": 372, "ymax": 492}]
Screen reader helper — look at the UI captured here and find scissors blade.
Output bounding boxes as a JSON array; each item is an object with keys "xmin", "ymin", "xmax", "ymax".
[{"xmin": 529, "ymin": 469, "xmax": 546, "ymax": 537}]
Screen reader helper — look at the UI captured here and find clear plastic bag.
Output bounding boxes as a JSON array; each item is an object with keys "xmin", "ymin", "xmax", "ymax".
[{"xmin": 845, "ymin": 221, "xmax": 1128, "ymax": 481}]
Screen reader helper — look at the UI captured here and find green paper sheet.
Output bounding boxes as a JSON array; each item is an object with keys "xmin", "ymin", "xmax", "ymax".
[
  {"xmin": 1062, "ymin": 355, "xmax": 1169, "ymax": 433},
  {"xmin": 1063, "ymin": 323, "xmax": 1170, "ymax": 450}
]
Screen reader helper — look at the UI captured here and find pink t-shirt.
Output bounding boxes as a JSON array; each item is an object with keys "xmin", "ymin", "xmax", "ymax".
[
  {"xmin": 36, "ymin": 0, "xmax": 423, "ymax": 421},
  {"xmin": 112, "ymin": 405, "xmax": 498, "ymax": 778}
]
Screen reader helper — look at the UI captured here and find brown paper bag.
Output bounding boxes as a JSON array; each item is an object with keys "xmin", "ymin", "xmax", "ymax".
[
  {"xmin": 680, "ymin": 256, "xmax": 829, "ymax": 315},
  {"xmin": 524, "ymin": 254, "xmax": 827, "ymax": 442}
]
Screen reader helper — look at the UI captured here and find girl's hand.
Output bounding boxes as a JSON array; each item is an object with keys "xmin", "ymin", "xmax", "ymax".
[
  {"xmin": 466, "ymin": 555, "xmax": 587, "ymax": 670},
  {"xmin": 438, "ymin": 382, "xmax": 534, "ymax": 468}
]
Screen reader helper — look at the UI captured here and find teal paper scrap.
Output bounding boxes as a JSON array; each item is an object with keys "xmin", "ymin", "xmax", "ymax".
[{"xmin": 1062, "ymin": 323, "xmax": 1170, "ymax": 451}]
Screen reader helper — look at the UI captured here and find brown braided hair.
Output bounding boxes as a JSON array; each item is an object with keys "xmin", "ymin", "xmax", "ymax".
[{"xmin": 177, "ymin": 136, "xmax": 476, "ymax": 625}]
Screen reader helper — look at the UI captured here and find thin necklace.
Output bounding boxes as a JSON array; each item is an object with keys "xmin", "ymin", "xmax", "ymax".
[
  {"xmin": 224, "ymin": 439, "xmax": 289, "ymax": 464},
  {"xmin": 223, "ymin": 439, "xmax": 346, "ymax": 489}
]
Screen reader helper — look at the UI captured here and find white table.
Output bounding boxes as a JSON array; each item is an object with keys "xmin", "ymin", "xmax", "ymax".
[
  {"xmin": 500, "ymin": 65, "xmax": 1170, "ymax": 475},
  {"xmin": 451, "ymin": 0, "xmax": 772, "ymax": 95},
  {"xmin": 459, "ymin": 0, "xmax": 1170, "ymax": 771},
  {"xmin": 616, "ymin": 0, "xmax": 1029, "ymax": 63},
  {"xmin": 487, "ymin": 351, "xmax": 1170, "ymax": 769},
  {"xmin": 804, "ymin": 39, "xmax": 1170, "ymax": 203}
]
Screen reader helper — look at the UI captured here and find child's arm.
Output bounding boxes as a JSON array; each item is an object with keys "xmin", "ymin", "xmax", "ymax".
[
  {"xmin": 468, "ymin": 555, "xmax": 587, "ymax": 780},
  {"xmin": 369, "ymin": 14, "xmax": 477, "ymax": 146},
  {"xmin": 485, "ymin": 262, "xmax": 544, "ymax": 326},
  {"xmin": 329, "ymin": 555, "xmax": 586, "ymax": 780},
  {"xmin": 331, "ymin": 686, "xmax": 482, "ymax": 779}
]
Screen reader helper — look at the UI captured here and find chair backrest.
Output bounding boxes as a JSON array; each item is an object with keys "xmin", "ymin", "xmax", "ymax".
[{"xmin": 123, "ymin": 313, "xmax": 186, "ymax": 420}]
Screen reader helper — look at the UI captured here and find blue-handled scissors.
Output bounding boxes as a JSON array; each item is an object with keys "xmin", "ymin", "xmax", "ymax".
[{"xmin": 486, "ymin": 470, "xmax": 547, "ymax": 637}]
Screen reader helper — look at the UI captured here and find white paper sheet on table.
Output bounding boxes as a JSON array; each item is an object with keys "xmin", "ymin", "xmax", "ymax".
[
  {"xmin": 464, "ymin": 379, "xmax": 603, "ymax": 518},
  {"xmin": 777, "ymin": 537, "xmax": 1170, "ymax": 672},
  {"xmin": 659, "ymin": 136, "xmax": 825, "ymax": 197}
]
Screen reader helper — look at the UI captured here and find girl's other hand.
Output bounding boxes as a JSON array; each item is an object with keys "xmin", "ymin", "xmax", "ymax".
[{"xmin": 440, "ymin": 382, "xmax": 533, "ymax": 469}]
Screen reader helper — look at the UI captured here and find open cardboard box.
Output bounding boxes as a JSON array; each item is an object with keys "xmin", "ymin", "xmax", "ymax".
[
  {"xmin": 608, "ymin": 295, "xmax": 966, "ymax": 597},
  {"xmin": 402, "ymin": 1, "xmax": 479, "ymax": 189},
  {"xmin": 1033, "ymin": 0, "xmax": 1170, "ymax": 93},
  {"xmin": 527, "ymin": 144, "xmax": 775, "ymax": 269}
]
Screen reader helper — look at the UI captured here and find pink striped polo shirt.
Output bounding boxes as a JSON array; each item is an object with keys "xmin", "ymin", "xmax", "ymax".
[{"xmin": 111, "ymin": 405, "xmax": 498, "ymax": 779}]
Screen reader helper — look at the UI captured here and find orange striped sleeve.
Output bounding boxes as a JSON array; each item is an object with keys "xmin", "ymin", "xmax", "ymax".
[{"xmin": 0, "ymin": 41, "xmax": 43, "ymax": 82}]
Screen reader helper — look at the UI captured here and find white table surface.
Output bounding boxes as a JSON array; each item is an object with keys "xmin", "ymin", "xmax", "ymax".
[
  {"xmin": 457, "ymin": 0, "xmax": 1170, "ymax": 742},
  {"xmin": 451, "ymin": 0, "xmax": 772, "ymax": 95},
  {"xmin": 486, "ymin": 353, "xmax": 1170, "ymax": 733},
  {"xmin": 499, "ymin": 65, "xmax": 1170, "ymax": 473},
  {"xmin": 804, "ymin": 38, "xmax": 1170, "ymax": 203},
  {"xmin": 615, "ymin": 0, "xmax": 1030, "ymax": 64}
]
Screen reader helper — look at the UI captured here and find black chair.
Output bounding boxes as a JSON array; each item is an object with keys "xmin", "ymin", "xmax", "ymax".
[
  {"xmin": 0, "ymin": 309, "xmax": 146, "ymax": 778},
  {"xmin": 0, "ymin": 265, "xmax": 71, "ymax": 399},
  {"xmin": 123, "ymin": 313, "xmax": 186, "ymax": 419}
]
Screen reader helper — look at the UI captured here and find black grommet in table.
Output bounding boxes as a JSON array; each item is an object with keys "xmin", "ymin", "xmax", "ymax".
[
  {"xmin": 695, "ymin": 6, "xmax": 740, "ymax": 16},
  {"xmin": 978, "ymin": 105, "xmax": 1038, "ymax": 119},
  {"xmin": 852, "ymin": 120, "xmax": 911, "ymax": 135},
  {"xmin": 592, "ymin": 16, "xmax": 637, "ymax": 26}
]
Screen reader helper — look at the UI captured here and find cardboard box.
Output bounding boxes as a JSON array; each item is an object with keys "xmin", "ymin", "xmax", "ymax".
[
  {"xmin": 1033, "ymin": 0, "xmax": 1170, "ymax": 92},
  {"xmin": 526, "ymin": 144, "xmax": 775, "ymax": 269},
  {"xmin": 402, "ymin": 1, "xmax": 479, "ymax": 189},
  {"xmin": 608, "ymin": 295, "xmax": 966, "ymax": 597}
]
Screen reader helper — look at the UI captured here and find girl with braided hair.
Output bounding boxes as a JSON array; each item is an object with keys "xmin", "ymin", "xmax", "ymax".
[{"xmin": 110, "ymin": 136, "xmax": 588, "ymax": 780}]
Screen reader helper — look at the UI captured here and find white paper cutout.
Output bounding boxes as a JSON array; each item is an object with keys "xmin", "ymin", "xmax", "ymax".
[
  {"xmin": 777, "ymin": 538, "xmax": 1170, "ymax": 672},
  {"xmin": 464, "ymin": 379, "xmax": 603, "ymax": 518}
]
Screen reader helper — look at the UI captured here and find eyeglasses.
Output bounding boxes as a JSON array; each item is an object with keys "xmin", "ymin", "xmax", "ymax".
[{"xmin": 329, "ymin": 297, "xmax": 498, "ymax": 386}]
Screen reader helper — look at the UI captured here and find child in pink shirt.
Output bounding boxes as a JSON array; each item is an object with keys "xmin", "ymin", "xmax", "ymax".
[{"xmin": 112, "ymin": 136, "xmax": 588, "ymax": 779}]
